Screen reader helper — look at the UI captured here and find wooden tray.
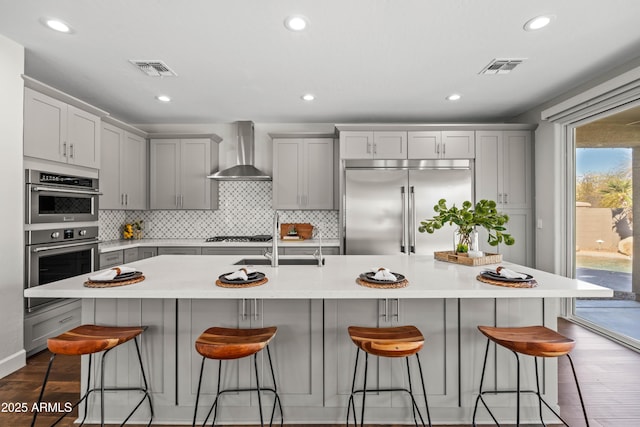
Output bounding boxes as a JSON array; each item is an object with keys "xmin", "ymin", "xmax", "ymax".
[
  {"xmin": 356, "ymin": 277, "xmax": 409, "ymax": 289},
  {"xmin": 216, "ymin": 277, "xmax": 269, "ymax": 288},
  {"xmin": 434, "ymin": 251, "xmax": 502, "ymax": 266},
  {"xmin": 476, "ymin": 274, "xmax": 537, "ymax": 288}
]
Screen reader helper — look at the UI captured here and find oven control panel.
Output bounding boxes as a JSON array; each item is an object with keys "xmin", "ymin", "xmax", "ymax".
[{"xmin": 27, "ymin": 226, "xmax": 99, "ymax": 245}]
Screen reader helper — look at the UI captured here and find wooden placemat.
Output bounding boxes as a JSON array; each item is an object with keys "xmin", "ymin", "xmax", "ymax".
[
  {"xmin": 476, "ymin": 275, "xmax": 538, "ymax": 288},
  {"xmin": 216, "ymin": 277, "xmax": 269, "ymax": 288},
  {"xmin": 356, "ymin": 277, "xmax": 409, "ymax": 289},
  {"xmin": 84, "ymin": 275, "xmax": 146, "ymax": 288}
]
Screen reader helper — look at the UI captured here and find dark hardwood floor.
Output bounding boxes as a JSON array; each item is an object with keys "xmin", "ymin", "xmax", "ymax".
[{"xmin": 1, "ymin": 318, "xmax": 638, "ymax": 426}]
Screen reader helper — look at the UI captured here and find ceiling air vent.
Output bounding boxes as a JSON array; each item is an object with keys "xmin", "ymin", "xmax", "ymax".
[
  {"xmin": 129, "ymin": 60, "xmax": 178, "ymax": 77},
  {"xmin": 479, "ymin": 58, "xmax": 526, "ymax": 75}
]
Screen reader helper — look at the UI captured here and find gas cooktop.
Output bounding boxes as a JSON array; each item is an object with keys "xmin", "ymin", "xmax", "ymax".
[{"xmin": 205, "ymin": 235, "xmax": 272, "ymax": 243}]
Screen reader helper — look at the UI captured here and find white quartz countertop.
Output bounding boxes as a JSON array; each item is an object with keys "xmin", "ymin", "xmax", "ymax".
[
  {"xmin": 99, "ymin": 238, "xmax": 339, "ymax": 252},
  {"xmin": 25, "ymin": 255, "xmax": 613, "ymax": 300}
]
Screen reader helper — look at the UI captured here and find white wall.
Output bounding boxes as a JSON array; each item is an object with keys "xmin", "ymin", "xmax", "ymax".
[{"xmin": 0, "ymin": 34, "xmax": 25, "ymax": 377}]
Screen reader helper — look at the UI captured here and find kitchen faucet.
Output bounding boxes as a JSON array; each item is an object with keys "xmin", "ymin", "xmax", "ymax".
[
  {"xmin": 264, "ymin": 211, "xmax": 279, "ymax": 267},
  {"xmin": 313, "ymin": 225, "xmax": 324, "ymax": 267}
]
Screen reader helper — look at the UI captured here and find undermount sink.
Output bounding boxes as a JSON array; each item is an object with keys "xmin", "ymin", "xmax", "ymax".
[{"xmin": 233, "ymin": 258, "xmax": 323, "ymax": 266}]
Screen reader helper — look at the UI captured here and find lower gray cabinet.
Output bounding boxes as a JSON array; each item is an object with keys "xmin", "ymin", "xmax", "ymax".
[
  {"xmin": 158, "ymin": 247, "xmax": 202, "ymax": 255},
  {"xmin": 282, "ymin": 247, "xmax": 340, "ymax": 256},
  {"xmin": 178, "ymin": 298, "xmax": 324, "ymax": 421},
  {"xmin": 323, "ymin": 299, "xmax": 458, "ymax": 409},
  {"xmin": 24, "ymin": 299, "xmax": 81, "ymax": 355},
  {"xmin": 201, "ymin": 247, "xmax": 266, "ymax": 256},
  {"xmin": 124, "ymin": 247, "xmax": 139, "ymax": 263},
  {"xmin": 138, "ymin": 246, "xmax": 158, "ymax": 260},
  {"xmin": 100, "ymin": 250, "xmax": 124, "ymax": 269}
]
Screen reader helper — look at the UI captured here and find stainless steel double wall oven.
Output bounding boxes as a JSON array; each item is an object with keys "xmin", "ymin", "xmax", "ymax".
[{"xmin": 24, "ymin": 170, "xmax": 100, "ymax": 312}]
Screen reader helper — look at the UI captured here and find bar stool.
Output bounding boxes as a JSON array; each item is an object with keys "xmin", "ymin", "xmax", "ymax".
[
  {"xmin": 346, "ymin": 325, "xmax": 432, "ymax": 427},
  {"xmin": 31, "ymin": 324, "xmax": 153, "ymax": 427},
  {"xmin": 472, "ymin": 325, "xmax": 589, "ymax": 426},
  {"xmin": 192, "ymin": 326, "xmax": 283, "ymax": 427}
]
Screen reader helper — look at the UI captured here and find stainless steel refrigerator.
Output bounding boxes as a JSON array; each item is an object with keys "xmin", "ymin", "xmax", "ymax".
[{"xmin": 344, "ymin": 159, "xmax": 473, "ymax": 255}]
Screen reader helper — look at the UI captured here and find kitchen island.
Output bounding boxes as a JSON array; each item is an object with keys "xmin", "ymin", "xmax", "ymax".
[{"xmin": 25, "ymin": 254, "xmax": 611, "ymax": 425}]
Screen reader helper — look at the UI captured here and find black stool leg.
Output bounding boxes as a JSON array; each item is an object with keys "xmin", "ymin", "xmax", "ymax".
[
  {"xmin": 192, "ymin": 356, "xmax": 206, "ymax": 427},
  {"xmin": 472, "ymin": 338, "xmax": 500, "ymax": 426},
  {"xmin": 346, "ymin": 348, "xmax": 360, "ymax": 426},
  {"xmin": 211, "ymin": 360, "xmax": 222, "ymax": 426},
  {"xmin": 254, "ymin": 353, "xmax": 265, "ymax": 427},
  {"xmin": 31, "ymin": 353, "xmax": 56, "ymax": 427},
  {"xmin": 415, "ymin": 353, "xmax": 432, "ymax": 427},
  {"xmin": 359, "ymin": 352, "xmax": 368, "ymax": 427},
  {"xmin": 534, "ymin": 357, "xmax": 546, "ymax": 426},
  {"xmin": 567, "ymin": 354, "xmax": 590, "ymax": 427},
  {"xmin": 513, "ymin": 351, "xmax": 521, "ymax": 426},
  {"xmin": 265, "ymin": 345, "xmax": 283, "ymax": 426},
  {"xmin": 405, "ymin": 357, "xmax": 418, "ymax": 426},
  {"xmin": 78, "ymin": 353, "xmax": 93, "ymax": 427}
]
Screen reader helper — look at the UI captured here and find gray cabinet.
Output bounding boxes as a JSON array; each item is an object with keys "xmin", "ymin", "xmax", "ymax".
[
  {"xmin": 272, "ymin": 138, "xmax": 335, "ymax": 209},
  {"xmin": 24, "ymin": 87, "xmax": 101, "ymax": 168},
  {"xmin": 178, "ymin": 298, "xmax": 323, "ymax": 418},
  {"xmin": 202, "ymin": 247, "xmax": 266, "ymax": 256},
  {"xmin": 340, "ymin": 131, "xmax": 407, "ymax": 159},
  {"xmin": 150, "ymin": 137, "xmax": 219, "ymax": 210},
  {"xmin": 408, "ymin": 131, "xmax": 475, "ymax": 159},
  {"xmin": 476, "ymin": 130, "xmax": 533, "ymax": 265},
  {"xmin": 282, "ymin": 246, "xmax": 340, "ymax": 255},
  {"xmin": 99, "ymin": 250, "xmax": 124, "ymax": 269},
  {"xmin": 157, "ymin": 247, "xmax": 202, "ymax": 255},
  {"xmin": 24, "ymin": 300, "xmax": 81, "ymax": 355},
  {"xmin": 139, "ymin": 247, "xmax": 158, "ymax": 259},
  {"xmin": 324, "ymin": 299, "xmax": 458, "ymax": 409},
  {"xmin": 100, "ymin": 121, "xmax": 147, "ymax": 210},
  {"xmin": 124, "ymin": 247, "xmax": 139, "ymax": 264}
]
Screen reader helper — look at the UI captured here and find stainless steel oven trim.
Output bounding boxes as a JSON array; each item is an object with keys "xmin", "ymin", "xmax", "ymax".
[
  {"xmin": 30, "ymin": 186, "xmax": 102, "ymax": 196},
  {"xmin": 27, "ymin": 184, "xmax": 100, "ymax": 224}
]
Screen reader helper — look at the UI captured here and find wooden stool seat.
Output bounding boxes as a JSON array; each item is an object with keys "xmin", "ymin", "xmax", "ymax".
[
  {"xmin": 477, "ymin": 325, "xmax": 575, "ymax": 357},
  {"xmin": 348, "ymin": 325, "xmax": 424, "ymax": 358},
  {"xmin": 195, "ymin": 326, "xmax": 277, "ymax": 360},
  {"xmin": 47, "ymin": 324, "xmax": 147, "ymax": 356}
]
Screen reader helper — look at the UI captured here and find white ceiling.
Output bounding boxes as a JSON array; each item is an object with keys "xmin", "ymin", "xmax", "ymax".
[{"xmin": 2, "ymin": 0, "xmax": 640, "ymax": 125}]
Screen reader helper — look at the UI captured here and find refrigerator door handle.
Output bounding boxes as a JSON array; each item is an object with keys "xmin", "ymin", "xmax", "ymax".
[
  {"xmin": 410, "ymin": 186, "xmax": 416, "ymax": 253},
  {"xmin": 400, "ymin": 186, "xmax": 406, "ymax": 253}
]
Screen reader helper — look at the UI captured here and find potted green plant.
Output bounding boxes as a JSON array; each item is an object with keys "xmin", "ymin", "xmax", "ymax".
[{"xmin": 418, "ymin": 199, "xmax": 515, "ymax": 254}]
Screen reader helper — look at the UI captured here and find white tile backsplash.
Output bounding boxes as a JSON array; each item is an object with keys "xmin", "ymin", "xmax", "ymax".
[{"xmin": 99, "ymin": 181, "xmax": 338, "ymax": 240}]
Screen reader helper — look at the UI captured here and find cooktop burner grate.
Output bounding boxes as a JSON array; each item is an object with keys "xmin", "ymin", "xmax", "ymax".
[{"xmin": 205, "ymin": 235, "xmax": 272, "ymax": 243}]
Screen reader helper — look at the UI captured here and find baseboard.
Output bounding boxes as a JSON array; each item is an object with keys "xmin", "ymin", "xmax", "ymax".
[{"xmin": 0, "ymin": 349, "xmax": 26, "ymax": 379}]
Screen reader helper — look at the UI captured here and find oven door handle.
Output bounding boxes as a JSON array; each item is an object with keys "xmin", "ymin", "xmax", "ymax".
[
  {"xmin": 32, "ymin": 241, "xmax": 99, "ymax": 253},
  {"xmin": 30, "ymin": 186, "xmax": 103, "ymax": 196}
]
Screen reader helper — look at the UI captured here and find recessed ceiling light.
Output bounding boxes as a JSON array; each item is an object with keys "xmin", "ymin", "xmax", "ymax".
[
  {"xmin": 446, "ymin": 94, "xmax": 462, "ymax": 101},
  {"xmin": 284, "ymin": 15, "xmax": 308, "ymax": 31},
  {"xmin": 42, "ymin": 18, "xmax": 73, "ymax": 33},
  {"xmin": 156, "ymin": 95, "xmax": 171, "ymax": 102},
  {"xmin": 301, "ymin": 94, "xmax": 315, "ymax": 101},
  {"xmin": 523, "ymin": 15, "xmax": 553, "ymax": 31}
]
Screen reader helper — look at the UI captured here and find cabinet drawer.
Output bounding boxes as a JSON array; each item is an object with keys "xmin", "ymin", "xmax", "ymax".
[
  {"xmin": 283, "ymin": 246, "xmax": 340, "ymax": 255},
  {"xmin": 100, "ymin": 250, "xmax": 124, "ymax": 268},
  {"xmin": 124, "ymin": 247, "xmax": 139, "ymax": 263},
  {"xmin": 202, "ymin": 247, "xmax": 266, "ymax": 256},
  {"xmin": 24, "ymin": 300, "xmax": 82, "ymax": 355},
  {"xmin": 157, "ymin": 247, "xmax": 202, "ymax": 255}
]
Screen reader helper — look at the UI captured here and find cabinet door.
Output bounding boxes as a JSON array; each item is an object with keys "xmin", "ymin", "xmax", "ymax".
[
  {"xmin": 138, "ymin": 247, "xmax": 157, "ymax": 260},
  {"xmin": 501, "ymin": 131, "xmax": 531, "ymax": 209},
  {"xmin": 373, "ymin": 131, "xmax": 407, "ymax": 159},
  {"xmin": 475, "ymin": 131, "xmax": 501, "ymax": 202},
  {"xmin": 124, "ymin": 247, "xmax": 139, "ymax": 264},
  {"xmin": 272, "ymin": 139, "xmax": 303, "ymax": 209},
  {"xmin": 441, "ymin": 131, "xmax": 475, "ymax": 159},
  {"xmin": 150, "ymin": 139, "xmax": 181, "ymax": 209},
  {"xmin": 100, "ymin": 123, "xmax": 124, "ymax": 209},
  {"xmin": 122, "ymin": 132, "xmax": 147, "ymax": 210},
  {"xmin": 201, "ymin": 247, "xmax": 265, "ymax": 256},
  {"xmin": 340, "ymin": 131, "xmax": 374, "ymax": 159},
  {"xmin": 304, "ymin": 138, "xmax": 334, "ymax": 209},
  {"xmin": 99, "ymin": 250, "xmax": 124, "ymax": 268},
  {"xmin": 180, "ymin": 139, "xmax": 211, "ymax": 209},
  {"xmin": 67, "ymin": 105, "xmax": 100, "ymax": 168},
  {"xmin": 260, "ymin": 299, "xmax": 324, "ymax": 407},
  {"xmin": 157, "ymin": 247, "xmax": 202, "ymax": 255},
  {"xmin": 23, "ymin": 88, "xmax": 67, "ymax": 163},
  {"xmin": 408, "ymin": 131, "xmax": 440, "ymax": 159}
]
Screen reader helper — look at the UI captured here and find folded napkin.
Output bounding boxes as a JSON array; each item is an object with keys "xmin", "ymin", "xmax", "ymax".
[
  {"xmin": 89, "ymin": 266, "xmax": 137, "ymax": 281},
  {"xmin": 225, "ymin": 267, "xmax": 257, "ymax": 281},
  {"xmin": 371, "ymin": 267, "xmax": 398, "ymax": 282},
  {"xmin": 496, "ymin": 266, "xmax": 528, "ymax": 280}
]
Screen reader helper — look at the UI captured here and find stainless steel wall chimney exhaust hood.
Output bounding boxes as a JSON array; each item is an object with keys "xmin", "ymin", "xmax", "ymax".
[{"xmin": 207, "ymin": 121, "xmax": 271, "ymax": 181}]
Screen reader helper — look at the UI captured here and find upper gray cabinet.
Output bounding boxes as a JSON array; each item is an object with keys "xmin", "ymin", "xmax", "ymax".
[
  {"xmin": 24, "ymin": 87, "xmax": 102, "ymax": 169},
  {"xmin": 408, "ymin": 131, "xmax": 475, "ymax": 159},
  {"xmin": 100, "ymin": 120, "xmax": 147, "ymax": 210},
  {"xmin": 149, "ymin": 135, "xmax": 220, "ymax": 210},
  {"xmin": 340, "ymin": 131, "xmax": 407, "ymax": 159},
  {"xmin": 272, "ymin": 137, "xmax": 335, "ymax": 209}
]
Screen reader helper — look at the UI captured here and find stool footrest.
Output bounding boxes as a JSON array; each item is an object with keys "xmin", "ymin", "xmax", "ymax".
[{"xmin": 474, "ymin": 389, "xmax": 569, "ymax": 426}]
